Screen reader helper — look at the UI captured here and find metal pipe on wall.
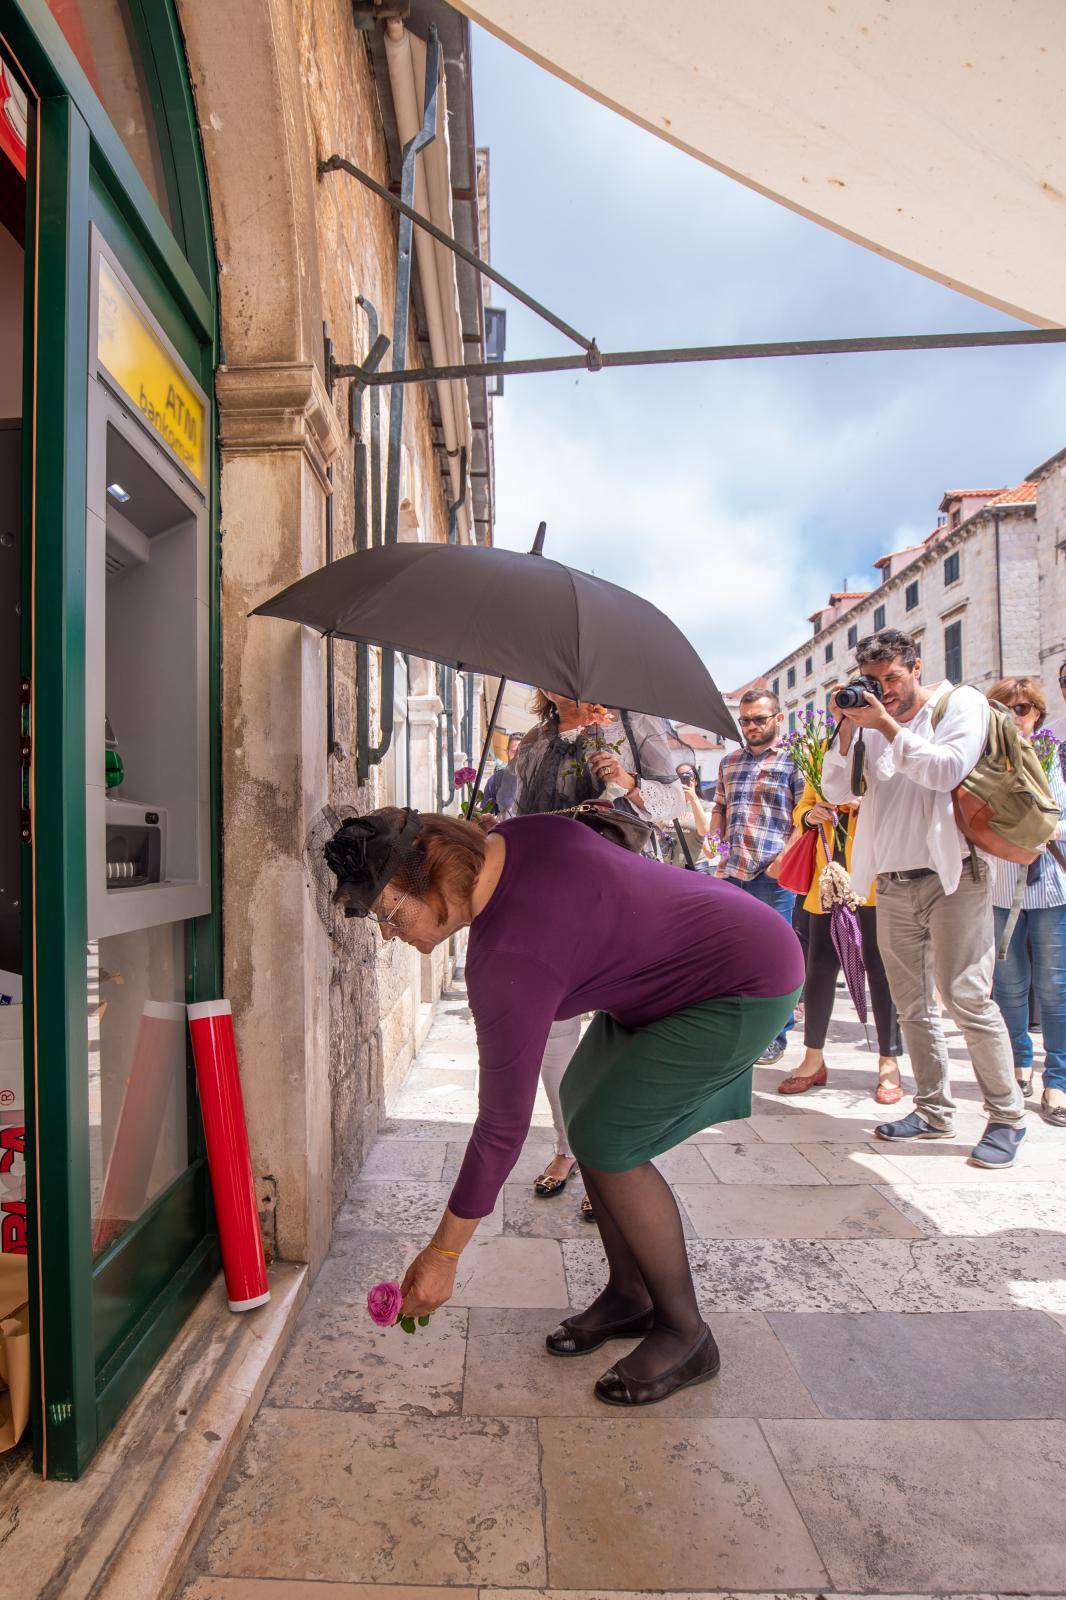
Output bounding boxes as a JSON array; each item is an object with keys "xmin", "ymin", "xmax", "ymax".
[{"xmin": 383, "ymin": 19, "xmax": 473, "ymax": 544}]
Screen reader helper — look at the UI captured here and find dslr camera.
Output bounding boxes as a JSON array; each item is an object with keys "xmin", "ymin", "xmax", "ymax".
[{"xmin": 834, "ymin": 674, "xmax": 885, "ymax": 710}]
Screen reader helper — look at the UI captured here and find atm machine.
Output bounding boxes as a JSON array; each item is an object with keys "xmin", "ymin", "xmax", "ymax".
[{"xmin": 84, "ymin": 236, "xmax": 211, "ymax": 1248}]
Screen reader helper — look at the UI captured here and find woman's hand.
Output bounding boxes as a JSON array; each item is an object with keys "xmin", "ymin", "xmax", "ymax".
[
  {"xmin": 587, "ymin": 751, "xmax": 637, "ymax": 791},
  {"xmin": 399, "ymin": 1247, "xmax": 458, "ymax": 1317},
  {"xmin": 804, "ymin": 801, "xmax": 838, "ymax": 828}
]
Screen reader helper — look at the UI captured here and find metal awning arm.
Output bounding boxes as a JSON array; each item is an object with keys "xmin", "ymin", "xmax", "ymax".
[
  {"xmin": 342, "ymin": 325, "xmax": 1066, "ymax": 388},
  {"xmin": 318, "ymin": 152, "xmax": 597, "ymax": 362}
]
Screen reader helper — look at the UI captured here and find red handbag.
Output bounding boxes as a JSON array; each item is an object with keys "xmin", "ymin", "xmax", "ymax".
[{"xmin": 773, "ymin": 825, "xmax": 820, "ymax": 894}]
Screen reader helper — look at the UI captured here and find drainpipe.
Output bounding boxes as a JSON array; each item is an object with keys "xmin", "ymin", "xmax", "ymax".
[
  {"xmin": 384, "ymin": 18, "xmax": 473, "ymax": 543},
  {"xmin": 993, "ymin": 511, "xmax": 1005, "ymax": 675}
]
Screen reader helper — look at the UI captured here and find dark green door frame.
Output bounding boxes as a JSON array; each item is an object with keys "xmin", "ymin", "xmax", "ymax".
[{"xmin": 2, "ymin": 0, "xmax": 221, "ymax": 1479}]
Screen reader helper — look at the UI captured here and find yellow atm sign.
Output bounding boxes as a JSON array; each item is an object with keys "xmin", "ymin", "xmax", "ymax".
[{"xmin": 97, "ymin": 257, "xmax": 206, "ymax": 486}]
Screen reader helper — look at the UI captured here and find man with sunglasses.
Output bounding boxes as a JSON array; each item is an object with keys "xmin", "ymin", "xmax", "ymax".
[{"xmin": 711, "ymin": 687, "xmax": 803, "ymax": 1064}]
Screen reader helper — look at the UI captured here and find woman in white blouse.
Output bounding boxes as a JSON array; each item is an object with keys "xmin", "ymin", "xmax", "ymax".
[
  {"xmin": 986, "ymin": 677, "xmax": 1066, "ymax": 1128},
  {"xmin": 508, "ymin": 692, "xmax": 685, "ymax": 1208}
]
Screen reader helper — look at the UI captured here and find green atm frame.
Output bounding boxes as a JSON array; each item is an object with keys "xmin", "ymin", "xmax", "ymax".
[{"xmin": 0, "ymin": 0, "xmax": 221, "ymax": 1479}]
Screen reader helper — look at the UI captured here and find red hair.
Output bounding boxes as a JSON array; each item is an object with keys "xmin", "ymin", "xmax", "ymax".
[{"xmin": 379, "ymin": 807, "xmax": 487, "ymax": 925}]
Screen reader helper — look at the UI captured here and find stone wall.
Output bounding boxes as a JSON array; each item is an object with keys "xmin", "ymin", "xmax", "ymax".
[
  {"xmin": 292, "ymin": 0, "xmax": 454, "ymax": 1211},
  {"xmin": 180, "ymin": 0, "xmax": 467, "ymax": 1264}
]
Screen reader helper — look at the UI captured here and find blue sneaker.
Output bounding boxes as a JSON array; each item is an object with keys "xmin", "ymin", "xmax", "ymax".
[
  {"xmin": 969, "ymin": 1123, "xmax": 1026, "ymax": 1169},
  {"xmin": 875, "ymin": 1110, "xmax": 954, "ymax": 1142}
]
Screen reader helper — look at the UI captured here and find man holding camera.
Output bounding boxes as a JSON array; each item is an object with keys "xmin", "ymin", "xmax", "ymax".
[{"xmin": 823, "ymin": 628, "xmax": 1026, "ymax": 1168}]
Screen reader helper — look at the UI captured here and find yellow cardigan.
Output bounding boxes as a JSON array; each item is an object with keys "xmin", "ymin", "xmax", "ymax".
[{"xmin": 793, "ymin": 779, "xmax": 876, "ymax": 913}]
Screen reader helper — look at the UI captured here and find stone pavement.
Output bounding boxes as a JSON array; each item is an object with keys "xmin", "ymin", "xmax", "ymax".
[{"xmin": 180, "ymin": 981, "xmax": 1066, "ymax": 1599}]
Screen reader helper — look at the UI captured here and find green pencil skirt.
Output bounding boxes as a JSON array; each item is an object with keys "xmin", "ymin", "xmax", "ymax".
[{"xmin": 560, "ymin": 988, "xmax": 801, "ymax": 1172}]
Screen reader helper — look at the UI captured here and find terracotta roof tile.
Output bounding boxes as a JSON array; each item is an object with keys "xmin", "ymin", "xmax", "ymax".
[
  {"xmin": 984, "ymin": 481, "xmax": 1037, "ymax": 506},
  {"xmin": 938, "ymin": 488, "xmax": 1004, "ymax": 509}
]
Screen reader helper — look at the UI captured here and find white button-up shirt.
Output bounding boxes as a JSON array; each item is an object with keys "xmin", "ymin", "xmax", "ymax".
[{"xmin": 822, "ymin": 680, "xmax": 989, "ymax": 896}]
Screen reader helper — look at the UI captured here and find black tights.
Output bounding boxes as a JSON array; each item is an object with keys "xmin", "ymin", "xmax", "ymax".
[
  {"xmin": 804, "ymin": 902, "xmax": 901, "ymax": 1056},
  {"xmin": 572, "ymin": 1160, "xmax": 704, "ymax": 1380}
]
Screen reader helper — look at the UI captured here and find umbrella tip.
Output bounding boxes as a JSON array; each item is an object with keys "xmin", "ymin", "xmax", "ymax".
[{"xmin": 530, "ymin": 521, "xmax": 547, "ymax": 556}]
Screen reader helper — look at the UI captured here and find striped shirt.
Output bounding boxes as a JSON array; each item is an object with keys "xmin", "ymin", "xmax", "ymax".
[
  {"xmin": 715, "ymin": 742, "xmax": 804, "ymax": 882},
  {"xmin": 991, "ymin": 756, "xmax": 1066, "ymax": 911}
]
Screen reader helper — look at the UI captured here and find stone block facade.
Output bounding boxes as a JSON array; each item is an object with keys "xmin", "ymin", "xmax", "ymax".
[
  {"xmin": 178, "ymin": 0, "xmax": 491, "ymax": 1268},
  {"xmin": 1032, "ymin": 446, "xmax": 1066, "ymax": 696},
  {"xmin": 759, "ymin": 483, "xmax": 1045, "ymax": 730}
]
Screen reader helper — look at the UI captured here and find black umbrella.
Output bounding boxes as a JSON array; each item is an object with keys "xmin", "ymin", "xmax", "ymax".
[{"xmin": 252, "ymin": 526, "xmax": 738, "ymax": 840}]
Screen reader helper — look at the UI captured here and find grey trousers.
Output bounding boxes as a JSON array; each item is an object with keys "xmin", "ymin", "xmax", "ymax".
[
  {"xmin": 875, "ymin": 860, "xmax": 1025, "ymax": 1130},
  {"xmin": 540, "ymin": 1015, "xmax": 582, "ymax": 1156}
]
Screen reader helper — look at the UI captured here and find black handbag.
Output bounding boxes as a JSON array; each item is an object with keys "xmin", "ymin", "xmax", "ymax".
[{"xmin": 562, "ymin": 800, "xmax": 654, "ymax": 854}]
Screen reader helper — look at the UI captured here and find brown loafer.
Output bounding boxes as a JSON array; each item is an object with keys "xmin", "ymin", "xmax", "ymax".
[
  {"xmin": 545, "ymin": 1305, "xmax": 655, "ymax": 1357},
  {"xmin": 777, "ymin": 1064, "xmax": 827, "ymax": 1095},
  {"xmin": 594, "ymin": 1325, "xmax": 721, "ymax": 1406}
]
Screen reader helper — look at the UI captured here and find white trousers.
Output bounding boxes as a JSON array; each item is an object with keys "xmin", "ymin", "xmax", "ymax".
[{"xmin": 540, "ymin": 1014, "xmax": 582, "ymax": 1156}]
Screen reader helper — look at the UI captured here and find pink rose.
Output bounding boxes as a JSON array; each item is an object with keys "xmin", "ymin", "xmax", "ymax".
[
  {"xmin": 367, "ymin": 1280, "xmax": 404, "ymax": 1327},
  {"xmin": 453, "ymin": 766, "xmax": 478, "ymax": 789}
]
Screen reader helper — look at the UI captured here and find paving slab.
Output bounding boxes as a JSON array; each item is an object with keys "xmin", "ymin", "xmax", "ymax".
[
  {"xmin": 334, "ymin": 1180, "xmax": 504, "ymax": 1238},
  {"xmin": 265, "ymin": 1300, "xmax": 467, "ymax": 1417},
  {"xmin": 684, "ymin": 1117, "xmax": 764, "ymax": 1143},
  {"xmin": 698, "ymin": 1140, "xmax": 828, "ymax": 1184},
  {"xmin": 878, "ymin": 1181, "xmax": 1066, "ymax": 1236},
  {"xmin": 539, "ymin": 1416, "xmax": 829, "ymax": 1591},
  {"xmin": 762, "ymin": 1418, "xmax": 1066, "ymax": 1592},
  {"xmin": 675, "ymin": 1181, "xmax": 923, "ymax": 1239},
  {"xmin": 462, "ymin": 1306, "xmax": 819, "ymax": 1420},
  {"xmin": 767, "ymin": 1309, "xmax": 1066, "ymax": 1418},
  {"xmin": 185, "ymin": 1581, "xmax": 477, "ymax": 1598},
  {"xmin": 827, "ymin": 1231, "xmax": 1066, "ymax": 1313},
  {"xmin": 196, "ymin": 1409, "xmax": 546, "ymax": 1588},
  {"xmin": 562, "ymin": 1235, "xmax": 873, "ymax": 1313},
  {"xmin": 358, "ymin": 1138, "xmax": 449, "ymax": 1182},
  {"xmin": 798, "ymin": 1140, "xmax": 919, "ymax": 1184},
  {"xmin": 450, "ymin": 1235, "xmax": 568, "ymax": 1308},
  {"xmin": 748, "ymin": 1110, "xmax": 887, "ymax": 1143}
]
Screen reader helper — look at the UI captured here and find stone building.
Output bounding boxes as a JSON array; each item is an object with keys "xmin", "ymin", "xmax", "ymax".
[{"xmin": 758, "ymin": 479, "xmax": 1045, "ymax": 731}]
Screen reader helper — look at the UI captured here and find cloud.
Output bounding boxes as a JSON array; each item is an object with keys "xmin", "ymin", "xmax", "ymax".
[{"xmin": 472, "ymin": 20, "xmax": 1066, "ymax": 692}]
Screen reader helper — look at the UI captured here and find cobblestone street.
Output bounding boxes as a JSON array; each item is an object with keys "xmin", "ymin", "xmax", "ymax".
[{"xmin": 181, "ymin": 981, "xmax": 1066, "ymax": 1598}]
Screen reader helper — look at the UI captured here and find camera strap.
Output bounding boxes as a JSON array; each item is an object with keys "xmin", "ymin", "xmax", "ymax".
[{"xmin": 850, "ymin": 731, "xmax": 869, "ymax": 796}]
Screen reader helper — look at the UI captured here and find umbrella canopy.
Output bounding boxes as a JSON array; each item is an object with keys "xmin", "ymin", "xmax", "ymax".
[{"xmin": 252, "ymin": 542, "xmax": 738, "ymax": 742}]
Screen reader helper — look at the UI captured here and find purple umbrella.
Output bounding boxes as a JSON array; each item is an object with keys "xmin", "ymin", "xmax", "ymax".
[{"xmin": 817, "ymin": 827, "xmax": 868, "ymax": 1023}]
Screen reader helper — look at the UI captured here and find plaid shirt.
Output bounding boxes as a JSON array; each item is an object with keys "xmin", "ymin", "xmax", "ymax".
[{"xmin": 715, "ymin": 741, "xmax": 803, "ymax": 882}]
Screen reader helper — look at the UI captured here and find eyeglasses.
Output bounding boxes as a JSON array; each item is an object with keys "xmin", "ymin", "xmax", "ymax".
[
  {"xmin": 738, "ymin": 715, "xmax": 774, "ymax": 728},
  {"xmin": 1009, "ymin": 702, "xmax": 1035, "ymax": 718},
  {"xmin": 366, "ymin": 891, "xmax": 412, "ymax": 928}
]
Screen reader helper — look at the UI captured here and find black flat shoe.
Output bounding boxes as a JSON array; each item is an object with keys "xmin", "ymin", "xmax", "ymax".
[
  {"xmin": 545, "ymin": 1305, "xmax": 655, "ymax": 1357},
  {"xmin": 594, "ymin": 1325, "xmax": 721, "ymax": 1406},
  {"xmin": 533, "ymin": 1163, "xmax": 574, "ymax": 1197}
]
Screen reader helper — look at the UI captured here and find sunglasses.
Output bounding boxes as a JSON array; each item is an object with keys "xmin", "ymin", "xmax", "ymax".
[
  {"xmin": 738, "ymin": 715, "xmax": 775, "ymax": 727},
  {"xmin": 1009, "ymin": 702, "xmax": 1035, "ymax": 718}
]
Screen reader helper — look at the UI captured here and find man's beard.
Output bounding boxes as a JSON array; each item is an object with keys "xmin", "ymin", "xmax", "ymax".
[{"xmin": 893, "ymin": 686, "xmax": 920, "ymax": 721}]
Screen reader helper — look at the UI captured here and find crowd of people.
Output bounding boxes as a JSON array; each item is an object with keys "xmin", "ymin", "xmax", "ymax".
[{"xmin": 323, "ymin": 631, "xmax": 1064, "ymax": 1409}]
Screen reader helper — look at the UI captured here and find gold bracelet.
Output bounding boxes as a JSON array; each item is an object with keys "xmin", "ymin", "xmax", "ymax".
[{"xmin": 427, "ymin": 1241, "xmax": 461, "ymax": 1262}]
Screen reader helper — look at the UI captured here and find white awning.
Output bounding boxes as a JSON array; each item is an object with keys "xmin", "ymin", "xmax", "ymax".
[{"xmin": 453, "ymin": 0, "xmax": 1066, "ymax": 328}]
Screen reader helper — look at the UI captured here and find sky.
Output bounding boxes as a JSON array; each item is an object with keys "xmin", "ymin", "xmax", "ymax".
[{"xmin": 469, "ymin": 25, "xmax": 1066, "ymax": 694}]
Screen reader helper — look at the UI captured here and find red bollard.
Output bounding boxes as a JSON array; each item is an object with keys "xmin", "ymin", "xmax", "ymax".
[{"xmin": 186, "ymin": 1000, "xmax": 270, "ymax": 1312}]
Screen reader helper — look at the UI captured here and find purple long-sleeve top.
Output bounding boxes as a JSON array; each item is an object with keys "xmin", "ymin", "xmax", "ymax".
[{"xmin": 448, "ymin": 816, "xmax": 803, "ymax": 1218}]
